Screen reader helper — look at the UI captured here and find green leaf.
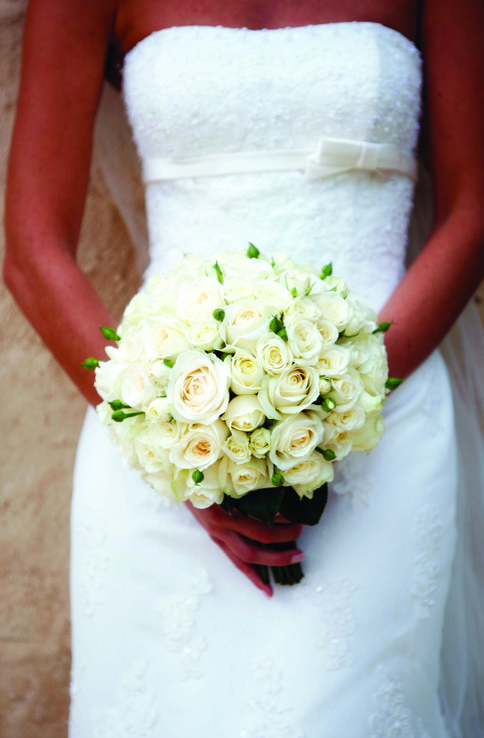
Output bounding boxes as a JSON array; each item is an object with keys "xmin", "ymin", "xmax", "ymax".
[
  {"xmin": 100, "ymin": 326, "xmax": 121, "ymax": 341},
  {"xmin": 192, "ymin": 469, "xmax": 205, "ymax": 485},
  {"xmin": 212, "ymin": 308, "xmax": 225, "ymax": 322},
  {"xmin": 277, "ymin": 327, "xmax": 288, "ymax": 342},
  {"xmin": 373, "ymin": 320, "xmax": 394, "ymax": 334},
  {"xmin": 247, "ymin": 242, "xmax": 260, "ymax": 259},
  {"xmin": 279, "ymin": 484, "xmax": 329, "ymax": 526},
  {"xmin": 163, "ymin": 358, "xmax": 174, "ymax": 368},
  {"xmin": 320, "ymin": 262, "xmax": 333, "ymax": 279},
  {"xmin": 315, "ymin": 447, "xmax": 336, "ymax": 461},
  {"xmin": 80, "ymin": 357, "xmax": 100, "ymax": 370},
  {"xmin": 213, "ymin": 261, "xmax": 224, "ymax": 284},
  {"xmin": 232, "ymin": 486, "xmax": 286, "ymax": 527},
  {"xmin": 111, "ymin": 409, "xmax": 145, "ymax": 422},
  {"xmin": 385, "ymin": 377, "xmax": 404, "ymax": 391}
]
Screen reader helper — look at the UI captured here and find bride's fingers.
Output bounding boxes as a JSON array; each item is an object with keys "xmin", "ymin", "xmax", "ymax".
[
  {"xmin": 224, "ymin": 514, "xmax": 304, "ymax": 544},
  {"xmin": 210, "ymin": 535, "xmax": 273, "ymax": 597},
  {"xmin": 222, "ymin": 530, "xmax": 305, "ymax": 568}
]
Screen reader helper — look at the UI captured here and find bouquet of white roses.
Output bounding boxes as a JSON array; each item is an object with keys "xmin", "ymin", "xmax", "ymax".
[{"xmin": 85, "ymin": 245, "xmax": 400, "ymax": 584}]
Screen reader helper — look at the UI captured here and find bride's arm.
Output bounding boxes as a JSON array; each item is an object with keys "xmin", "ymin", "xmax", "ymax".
[
  {"xmin": 3, "ymin": 0, "xmax": 119, "ymax": 406},
  {"xmin": 4, "ymin": 0, "xmax": 298, "ymax": 597},
  {"xmin": 379, "ymin": 0, "xmax": 484, "ymax": 379}
]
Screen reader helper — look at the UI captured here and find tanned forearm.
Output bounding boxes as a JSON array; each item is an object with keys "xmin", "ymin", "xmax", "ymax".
[
  {"xmin": 379, "ymin": 203, "xmax": 484, "ymax": 380},
  {"xmin": 3, "ymin": 238, "xmax": 115, "ymax": 407}
]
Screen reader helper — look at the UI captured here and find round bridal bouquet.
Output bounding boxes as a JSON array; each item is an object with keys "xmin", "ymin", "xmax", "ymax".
[{"xmin": 85, "ymin": 245, "xmax": 399, "ymax": 584}]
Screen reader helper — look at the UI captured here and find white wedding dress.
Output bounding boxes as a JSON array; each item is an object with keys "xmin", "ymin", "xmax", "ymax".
[{"xmin": 69, "ymin": 23, "xmax": 467, "ymax": 737}]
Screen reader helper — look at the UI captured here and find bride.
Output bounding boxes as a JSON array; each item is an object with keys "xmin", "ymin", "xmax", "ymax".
[{"xmin": 4, "ymin": 0, "xmax": 484, "ymax": 735}]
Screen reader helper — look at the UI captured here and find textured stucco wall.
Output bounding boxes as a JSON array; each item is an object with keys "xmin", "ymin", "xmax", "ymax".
[{"xmin": 1, "ymin": 6, "xmax": 484, "ymax": 738}]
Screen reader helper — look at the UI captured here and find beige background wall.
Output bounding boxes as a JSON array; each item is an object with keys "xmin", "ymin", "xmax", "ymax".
[{"xmin": 1, "ymin": 5, "xmax": 483, "ymax": 738}]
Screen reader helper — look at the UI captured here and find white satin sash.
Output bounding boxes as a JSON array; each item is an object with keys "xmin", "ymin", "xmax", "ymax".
[{"xmin": 142, "ymin": 136, "xmax": 418, "ymax": 184}]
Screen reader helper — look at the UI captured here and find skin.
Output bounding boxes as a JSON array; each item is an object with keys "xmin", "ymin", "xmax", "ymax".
[{"xmin": 4, "ymin": 0, "xmax": 484, "ymax": 597}]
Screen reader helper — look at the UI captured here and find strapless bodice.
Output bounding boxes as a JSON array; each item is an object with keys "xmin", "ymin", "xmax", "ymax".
[{"xmin": 123, "ymin": 23, "xmax": 422, "ymax": 310}]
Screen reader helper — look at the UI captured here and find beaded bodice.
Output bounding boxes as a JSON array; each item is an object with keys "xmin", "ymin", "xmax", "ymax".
[{"xmin": 123, "ymin": 22, "xmax": 422, "ymax": 310}]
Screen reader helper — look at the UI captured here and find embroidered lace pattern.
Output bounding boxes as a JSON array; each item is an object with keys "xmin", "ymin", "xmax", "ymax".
[
  {"xmin": 92, "ymin": 659, "xmax": 158, "ymax": 737},
  {"xmin": 369, "ymin": 670, "xmax": 431, "ymax": 738},
  {"xmin": 153, "ymin": 568, "xmax": 212, "ymax": 680},
  {"xmin": 240, "ymin": 655, "xmax": 305, "ymax": 738},
  {"xmin": 74, "ymin": 502, "xmax": 109, "ymax": 617},
  {"xmin": 291, "ymin": 575, "xmax": 358, "ymax": 670},
  {"xmin": 331, "ymin": 453, "xmax": 374, "ymax": 508},
  {"xmin": 412, "ymin": 505, "xmax": 444, "ymax": 619}
]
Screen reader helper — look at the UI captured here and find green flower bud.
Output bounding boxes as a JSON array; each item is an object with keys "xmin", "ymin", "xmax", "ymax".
[
  {"xmin": 212, "ymin": 308, "xmax": 225, "ymax": 322},
  {"xmin": 373, "ymin": 321, "xmax": 394, "ymax": 334},
  {"xmin": 213, "ymin": 261, "xmax": 224, "ymax": 284},
  {"xmin": 80, "ymin": 357, "xmax": 100, "ymax": 370},
  {"xmin": 385, "ymin": 377, "xmax": 403, "ymax": 391},
  {"xmin": 247, "ymin": 242, "xmax": 260, "ymax": 259},
  {"xmin": 100, "ymin": 326, "xmax": 121, "ymax": 341},
  {"xmin": 271, "ymin": 472, "xmax": 285, "ymax": 487},
  {"xmin": 163, "ymin": 358, "xmax": 174, "ymax": 368},
  {"xmin": 192, "ymin": 469, "xmax": 205, "ymax": 485},
  {"xmin": 321, "ymin": 397, "xmax": 336, "ymax": 412},
  {"xmin": 320, "ymin": 262, "xmax": 333, "ymax": 279}
]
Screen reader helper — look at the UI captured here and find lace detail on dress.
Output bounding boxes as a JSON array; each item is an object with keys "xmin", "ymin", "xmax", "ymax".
[
  {"xmin": 240, "ymin": 655, "xmax": 305, "ymax": 738},
  {"xmin": 412, "ymin": 505, "xmax": 444, "ymax": 619},
  {"xmin": 92, "ymin": 659, "xmax": 158, "ymax": 737},
  {"xmin": 369, "ymin": 670, "xmax": 415, "ymax": 737},
  {"xmin": 291, "ymin": 575, "xmax": 358, "ymax": 670},
  {"xmin": 331, "ymin": 453, "xmax": 373, "ymax": 508},
  {"xmin": 153, "ymin": 568, "xmax": 212, "ymax": 680},
  {"xmin": 74, "ymin": 502, "xmax": 109, "ymax": 617}
]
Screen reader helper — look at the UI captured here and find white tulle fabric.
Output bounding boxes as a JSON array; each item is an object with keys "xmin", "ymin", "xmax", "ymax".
[{"xmin": 70, "ymin": 22, "xmax": 484, "ymax": 737}]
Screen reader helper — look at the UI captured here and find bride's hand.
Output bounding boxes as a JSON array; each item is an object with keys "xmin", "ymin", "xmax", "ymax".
[{"xmin": 185, "ymin": 501, "xmax": 305, "ymax": 597}]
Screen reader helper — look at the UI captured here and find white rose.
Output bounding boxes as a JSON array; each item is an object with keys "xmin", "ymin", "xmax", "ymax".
[
  {"xmin": 269, "ymin": 411, "xmax": 324, "ymax": 470},
  {"xmin": 358, "ymin": 336, "xmax": 388, "ymax": 397},
  {"xmin": 176, "ymin": 277, "xmax": 224, "ymax": 321},
  {"xmin": 222, "ymin": 395, "xmax": 265, "ymax": 432},
  {"xmin": 186, "ymin": 462, "xmax": 225, "ymax": 509},
  {"xmin": 327, "ymin": 369, "xmax": 363, "ymax": 412},
  {"xmin": 146, "ymin": 397, "xmax": 172, "ymax": 422},
  {"xmin": 142, "ymin": 317, "xmax": 191, "ymax": 362},
  {"xmin": 319, "ymin": 377, "xmax": 332, "ymax": 395},
  {"xmin": 271, "ymin": 252, "xmax": 296, "ymax": 276},
  {"xmin": 170, "ymin": 420, "xmax": 228, "ymax": 470},
  {"xmin": 144, "ymin": 469, "xmax": 178, "ymax": 501},
  {"xmin": 317, "ymin": 292, "xmax": 351, "ymax": 330},
  {"xmin": 252, "ymin": 279, "xmax": 292, "ymax": 312},
  {"xmin": 120, "ymin": 364, "xmax": 159, "ymax": 410},
  {"xmin": 325, "ymin": 406, "xmax": 366, "ymax": 433},
  {"xmin": 108, "ymin": 327, "xmax": 144, "ymax": 363},
  {"xmin": 185, "ymin": 320, "xmax": 224, "ymax": 351},
  {"xmin": 320, "ymin": 275, "xmax": 348, "ymax": 295},
  {"xmin": 282, "ymin": 268, "xmax": 321, "ymax": 298},
  {"xmin": 285, "ymin": 296, "xmax": 319, "ymax": 320},
  {"xmin": 256, "ymin": 334, "xmax": 293, "ymax": 375},
  {"xmin": 249, "ymin": 427, "xmax": 272, "ymax": 458},
  {"xmin": 94, "ymin": 359, "xmax": 126, "ymax": 402},
  {"xmin": 223, "ymin": 278, "xmax": 255, "ymax": 302},
  {"xmin": 224, "ymin": 457, "xmax": 271, "ymax": 498},
  {"xmin": 315, "ymin": 346, "xmax": 351, "ymax": 377},
  {"xmin": 350, "ymin": 414, "xmax": 385, "ymax": 452},
  {"xmin": 227, "ymin": 352, "xmax": 264, "ymax": 395},
  {"xmin": 258, "ymin": 365, "xmax": 320, "ymax": 419},
  {"xmin": 222, "ymin": 299, "xmax": 271, "ymax": 352},
  {"xmin": 223, "ymin": 429, "xmax": 251, "ymax": 464},
  {"xmin": 285, "ymin": 315, "xmax": 323, "ymax": 365},
  {"xmin": 150, "ymin": 360, "xmax": 173, "ymax": 395},
  {"xmin": 321, "ymin": 429, "xmax": 353, "ymax": 460},
  {"xmin": 134, "ymin": 425, "xmax": 172, "ymax": 474},
  {"xmin": 216, "ymin": 251, "xmax": 272, "ymax": 281},
  {"xmin": 317, "ymin": 319, "xmax": 339, "ymax": 346},
  {"xmin": 167, "ymin": 350, "xmax": 229, "ymax": 424},
  {"xmin": 357, "ymin": 390, "xmax": 384, "ymax": 415},
  {"xmin": 283, "ymin": 452, "xmax": 334, "ymax": 498}
]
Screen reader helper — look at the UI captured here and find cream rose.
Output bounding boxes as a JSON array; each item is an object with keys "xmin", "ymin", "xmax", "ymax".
[
  {"xmin": 317, "ymin": 319, "xmax": 339, "ymax": 346},
  {"xmin": 255, "ymin": 334, "xmax": 293, "ymax": 375},
  {"xmin": 317, "ymin": 292, "xmax": 351, "ymax": 330},
  {"xmin": 227, "ymin": 352, "xmax": 264, "ymax": 395},
  {"xmin": 185, "ymin": 320, "xmax": 224, "ymax": 351},
  {"xmin": 222, "ymin": 299, "xmax": 271, "ymax": 351},
  {"xmin": 350, "ymin": 415, "xmax": 385, "ymax": 452},
  {"xmin": 186, "ymin": 462, "xmax": 225, "ymax": 509},
  {"xmin": 167, "ymin": 351, "xmax": 229, "ymax": 424},
  {"xmin": 283, "ymin": 267, "xmax": 321, "ymax": 298},
  {"xmin": 224, "ymin": 457, "xmax": 270, "ymax": 498},
  {"xmin": 134, "ymin": 425, "xmax": 172, "ymax": 474},
  {"xmin": 222, "ymin": 395, "xmax": 265, "ymax": 432},
  {"xmin": 327, "ymin": 369, "xmax": 363, "ymax": 412},
  {"xmin": 251, "ymin": 278, "xmax": 292, "ymax": 312},
  {"xmin": 222, "ymin": 429, "xmax": 251, "ymax": 464},
  {"xmin": 258, "ymin": 365, "xmax": 320, "ymax": 419},
  {"xmin": 146, "ymin": 397, "xmax": 172, "ymax": 422},
  {"xmin": 325, "ymin": 406, "xmax": 366, "ymax": 433},
  {"xmin": 249, "ymin": 427, "xmax": 272, "ymax": 458},
  {"xmin": 315, "ymin": 346, "xmax": 351, "ymax": 378},
  {"xmin": 142, "ymin": 317, "xmax": 191, "ymax": 362},
  {"xmin": 176, "ymin": 277, "xmax": 224, "ymax": 321},
  {"xmin": 285, "ymin": 296, "xmax": 319, "ymax": 320},
  {"xmin": 269, "ymin": 411, "xmax": 324, "ymax": 470},
  {"xmin": 283, "ymin": 452, "xmax": 334, "ymax": 498},
  {"xmin": 170, "ymin": 420, "xmax": 228, "ymax": 470},
  {"xmin": 285, "ymin": 316, "xmax": 323, "ymax": 365},
  {"xmin": 120, "ymin": 364, "xmax": 159, "ymax": 410}
]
